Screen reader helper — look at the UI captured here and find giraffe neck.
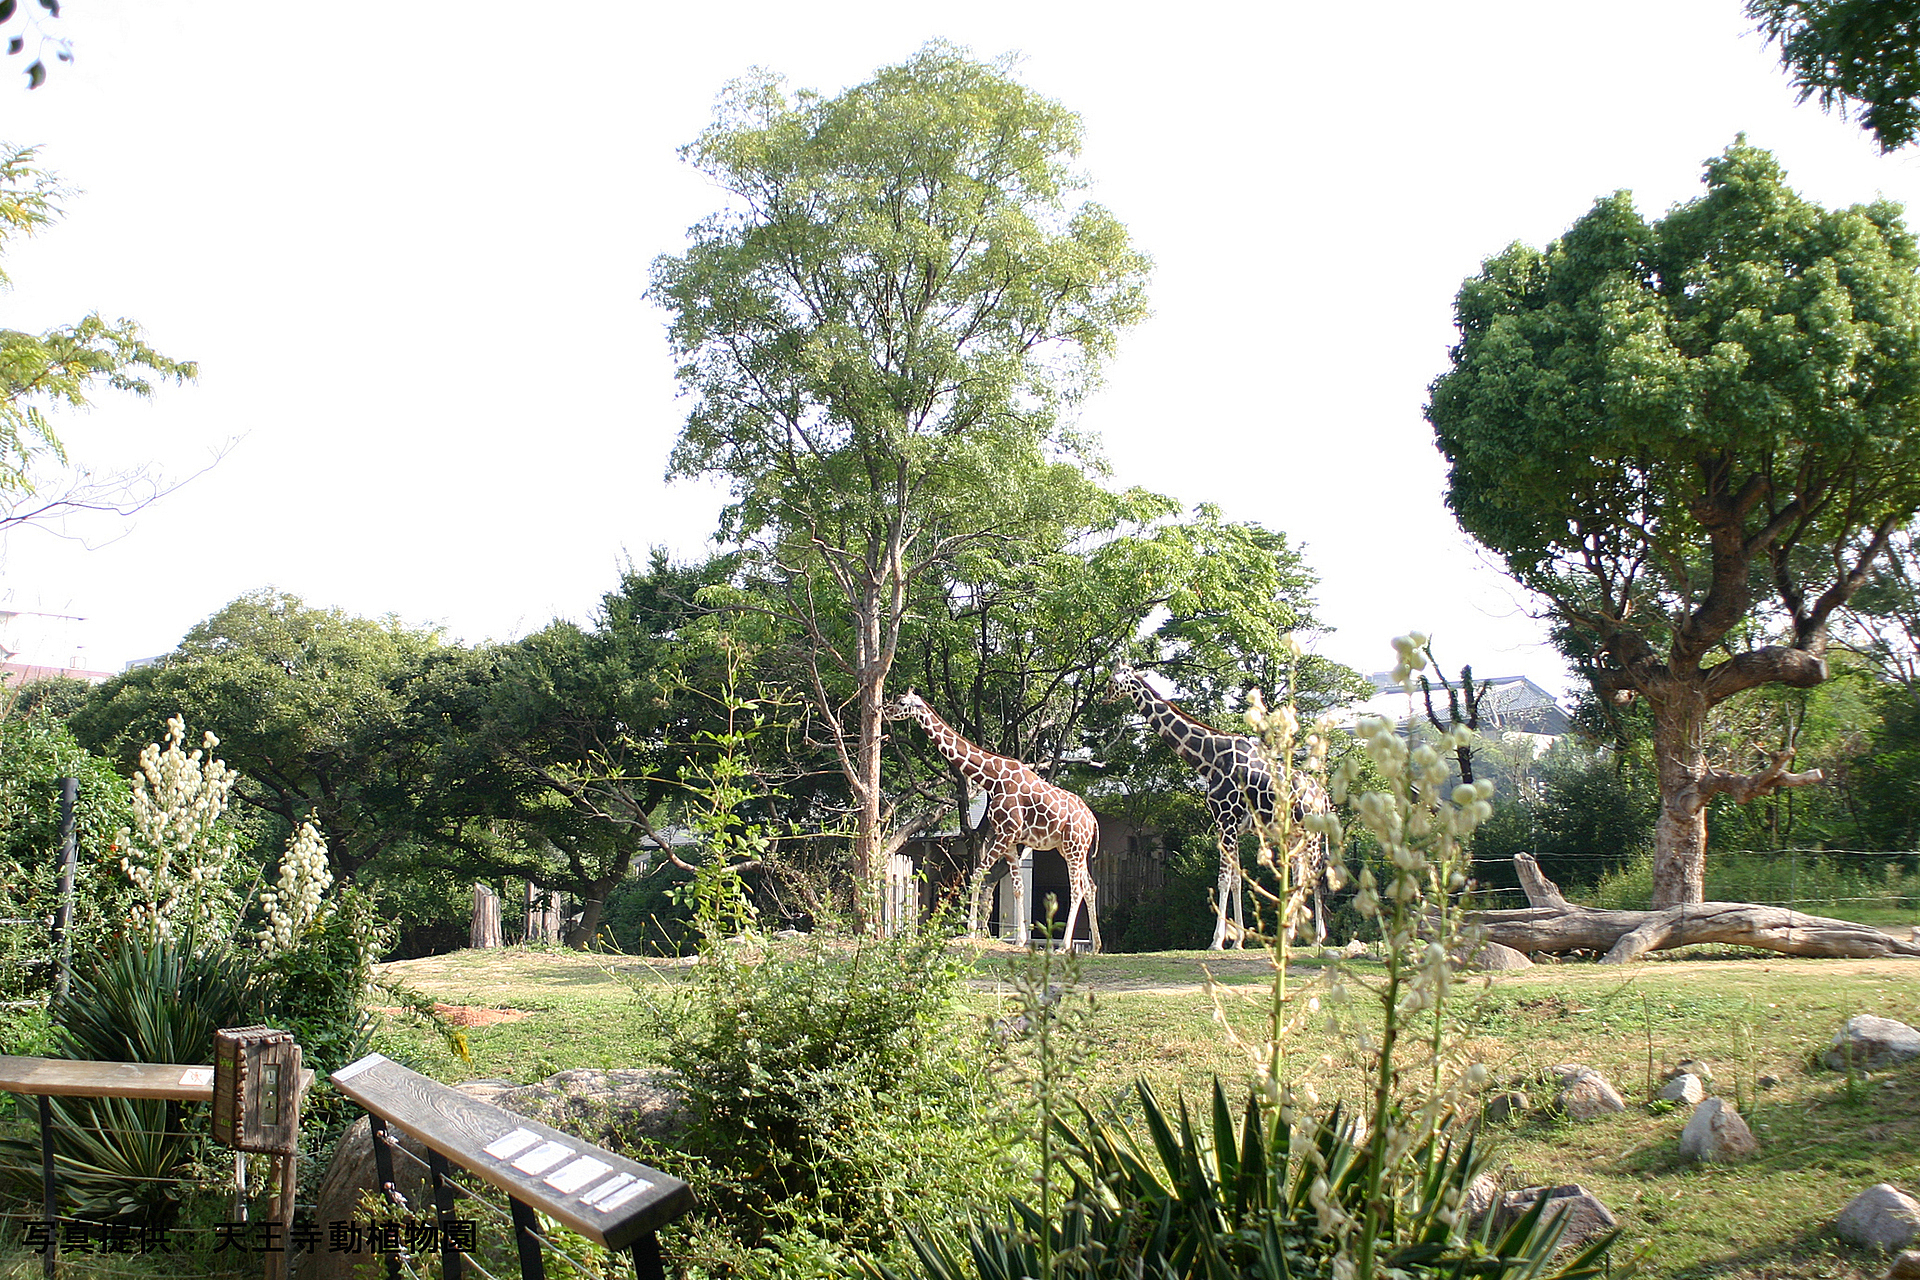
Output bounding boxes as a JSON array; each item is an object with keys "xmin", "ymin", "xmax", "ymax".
[
  {"xmin": 911, "ymin": 704, "xmax": 1007, "ymax": 789},
  {"xmin": 1125, "ymin": 681, "xmax": 1238, "ymax": 773}
]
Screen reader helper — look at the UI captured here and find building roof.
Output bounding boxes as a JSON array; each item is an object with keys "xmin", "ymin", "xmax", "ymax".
[{"xmin": 1348, "ymin": 673, "xmax": 1571, "ymax": 737}]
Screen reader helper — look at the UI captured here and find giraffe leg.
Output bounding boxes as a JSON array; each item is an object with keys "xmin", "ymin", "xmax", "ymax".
[
  {"xmin": 1210, "ymin": 834, "xmax": 1238, "ymax": 950},
  {"xmin": 1010, "ymin": 848, "xmax": 1031, "ymax": 947},
  {"xmin": 964, "ymin": 856, "xmax": 991, "ymax": 939},
  {"xmin": 1232, "ymin": 866, "xmax": 1248, "ymax": 949}
]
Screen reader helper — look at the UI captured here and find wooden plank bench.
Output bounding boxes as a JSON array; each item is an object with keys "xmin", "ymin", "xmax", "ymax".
[
  {"xmin": 0, "ymin": 1054, "xmax": 220, "ymax": 1279},
  {"xmin": 330, "ymin": 1052, "xmax": 693, "ymax": 1280}
]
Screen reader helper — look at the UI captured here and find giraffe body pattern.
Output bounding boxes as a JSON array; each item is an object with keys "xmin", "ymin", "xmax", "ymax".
[
  {"xmin": 1110, "ymin": 665, "xmax": 1328, "ymax": 949},
  {"xmin": 885, "ymin": 691, "xmax": 1101, "ymax": 952}
]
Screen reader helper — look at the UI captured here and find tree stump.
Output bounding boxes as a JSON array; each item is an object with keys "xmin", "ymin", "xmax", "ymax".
[{"xmin": 1471, "ymin": 855, "xmax": 1920, "ymax": 963}]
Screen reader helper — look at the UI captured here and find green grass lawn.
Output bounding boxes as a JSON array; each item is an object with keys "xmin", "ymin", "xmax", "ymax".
[{"xmin": 369, "ymin": 942, "xmax": 1920, "ymax": 1280}]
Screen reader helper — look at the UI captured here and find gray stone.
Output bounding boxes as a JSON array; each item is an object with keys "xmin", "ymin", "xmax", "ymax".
[
  {"xmin": 1483, "ymin": 1089, "xmax": 1529, "ymax": 1123},
  {"xmin": 1464, "ymin": 1172, "xmax": 1501, "ymax": 1223},
  {"xmin": 1551, "ymin": 1064, "xmax": 1626, "ymax": 1119},
  {"xmin": 1492, "ymin": 1184, "xmax": 1618, "ymax": 1253},
  {"xmin": 1824, "ymin": 1016, "xmax": 1920, "ymax": 1072},
  {"xmin": 1657, "ymin": 1073, "xmax": 1705, "ymax": 1106},
  {"xmin": 1837, "ymin": 1184, "xmax": 1920, "ymax": 1252},
  {"xmin": 1888, "ymin": 1249, "xmax": 1920, "ymax": 1280},
  {"xmin": 1673, "ymin": 1058, "xmax": 1715, "ymax": 1084},
  {"xmin": 1678, "ymin": 1097, "xmax": 1758, "ymax": 1162},
  {"xmin": 310, "ymin": 1070, "xmax": 687, "ymax": 1280},
  {"xmin": 1758, "ymin": 1074, "xmax": 1780, "ymax": 1090},
  {"xmin": 1455, "ymin": 941, "xmax": 1533, "ymax": 971}
]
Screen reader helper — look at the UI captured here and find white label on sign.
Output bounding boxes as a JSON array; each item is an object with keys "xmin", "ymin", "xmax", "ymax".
[
  {"xmin": 544, "ymin": 1156, "xmax": 611, "ymax": 1195},
  {"xmin": 592, "ymin": 1177, "xmax": 654, "ymax": 1212},
  {"xmin": 179, "ymin": 1068, "xmax": 213, "ymax": 1086},
  {"xmin": 332, "ymin": 1054, "xmax": 388, "ymax": 1082},
  {"xmin": 580, "ymin": 1174, "xmax": 633, "ymax": 1208},
  {"xmin": 482, "ymin": 1128, "xmax": 543, "ymax": 1161},
  {"xmin": 511, "ymin": 1141, "xmax": 574, "ymax": 1175}
]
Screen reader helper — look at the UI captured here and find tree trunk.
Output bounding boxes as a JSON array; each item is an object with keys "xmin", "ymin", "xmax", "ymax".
[
  {"xmin": 1473, "ymin": 854, "xmax": 1920, "ymax": 963},
  {"xmin": 470, "ymin": 883, "xmax": 502, "ymax": 950},
  {"xmin": 1650, "ymin": 681, "xmax": 1711, "ymax": 907}
]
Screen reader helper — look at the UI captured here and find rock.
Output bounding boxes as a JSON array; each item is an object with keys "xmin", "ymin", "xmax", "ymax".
[
  {"xmin": 1657, "ymin": 1073, "xmax": 1706, "ymax": 1106},
  {"xmin": 1464, "ymin": 1172, "xmax": 1501, "ymax": 1223},
  {"xmin": 1837, "ymin": 1184, "xmax": 1920, "ymax": 1252},
  {"xmin": 1341, "ymin": 938, "xmax": 1369, "ymax": 959},
  {"xmin": 1455, "ymin": 941, "xmax": 1533, "ymax": 971},
  {"xmin": 1888, "ymin": 1250, "xmax": 1920, "ymax": 1280},
  {"xmin": 1551, "ymin": 1064, "xmax": 1625, "ymax": 1119},
  {"xmin": 772, "ymin": 927, "xmax": 807, "ymax": 940},
  {"xmin": 1824, "ymin": 1016, "xmax": 1920, "ymax": 1072},
  {"xmin": 310, "ymin": 1070, "xmax": 688, "ymax": 1280},
  {"xmin": 1492, "ymin": 1184, "xmax": 1617, "ymax": 1252},
  {"xmin": 1758, "ymin": 1074, "xmax": 1780, "ymax": 1090},
  {"xmin": 1678, "ymin": 1097, "xmax": 1758, "ymax": 1162},
  {"xmin": 1483, "ymin": 1089, "xmax": 1528, "ymax": 1123},
  {"xmin": 1673, "ymin": 1058, "xmax": 1715, "ymax": 1084}
]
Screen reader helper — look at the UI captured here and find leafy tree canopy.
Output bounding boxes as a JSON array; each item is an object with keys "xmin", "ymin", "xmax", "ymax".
[
  {"xmin": 1751, "ymin": 0, "xmax": 1920, "ymax": 151},
  {"xmin": 70, "ymin": 590, "xmax": 443, "ymax": 877},
  {"xmin": 0, "ymin": 145, "xmax": 194, "ymax": 502},
  {"xmin": 1428, "ymin": 141, "xmax": 1920, "ymax": 904}
]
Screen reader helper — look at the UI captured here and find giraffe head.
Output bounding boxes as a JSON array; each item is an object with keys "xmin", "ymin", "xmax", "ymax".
[
  {"xmin": 1106, "ymin": 664, "xmax": 1147, "ymax": 703},
  {"xmin": 883, "ymin": 690, "xmax": 928, "ymax": 722}
]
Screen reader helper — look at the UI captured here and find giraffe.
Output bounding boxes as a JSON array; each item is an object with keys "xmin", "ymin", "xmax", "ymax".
[
  {"xmin": 884, "ymin": 690, "xmax": 1101, "ymax": 952},
  {"xmin": 1108, "ymin": 665, "xmax": 1329, "ymax": 950}
]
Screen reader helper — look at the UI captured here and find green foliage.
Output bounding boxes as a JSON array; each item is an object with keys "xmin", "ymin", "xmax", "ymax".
[
  {"xmin": 643, "ymin": 874, "xmax": 985, "ymax": 1253},
  {"xmin": 1751, "ymin": 0, "xmax": 1920, "ymax": 150},
  {"xmin": 0, "ymin": 144, "xmax": 195, "ymax": 499},
  {"xmin": 0, "ymin": 714, "xmax": 135, "ymax": 1006}
]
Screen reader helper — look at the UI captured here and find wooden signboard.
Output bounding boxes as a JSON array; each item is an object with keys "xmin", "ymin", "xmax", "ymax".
[
  {"xmin": 212, "ymin": 1026, "xmax": 304, "ymax": 1155},
  {"xmin": 329, "ymin": 1053, "xmax": 693, "ymax": 1252}
]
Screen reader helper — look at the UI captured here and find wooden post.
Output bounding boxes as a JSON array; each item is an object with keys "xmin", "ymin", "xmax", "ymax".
[
  {"xmin": 471, "ymin": 884, "xmax": 502, "ymax": 950},
  {"xmin": 50, "ymin": 777, "xmax": 76, "ymax": 1007}
]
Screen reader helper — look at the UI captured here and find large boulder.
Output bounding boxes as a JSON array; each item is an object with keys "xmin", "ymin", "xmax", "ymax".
[
  {"xmin": 1889, "ymin": 1250, "xmax": 1920, "ymax": 1280},
  {"xmin": 308, "ymin": 1070, "xmax": 687, "ymax": 1280},
  {"xmin": 1824, "ymin": 1016, "xmax": 1920, "ymax": 1072},
  {"xmin": 1491, "ymin": 1184, "xmax": 1617, "ymax": 1253},
  {"xmin": 1678, "ymin": 1097, "xmax": 1757, "ymax": 1162},
  {"xmin": 1837, "ymin": 1184, "xmax": 1920, "ymax": 1253},
  {"xmin": 1551, "ymin": 1064, "xmax": 1625, "ymax": 1119},
  {"xmin": 1455, "ymin": 942, "xmax": 1533, "ymax": 971}
]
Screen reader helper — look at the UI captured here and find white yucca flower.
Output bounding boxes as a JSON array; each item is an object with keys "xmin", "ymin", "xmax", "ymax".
[
  {"xmin": 121, "ymin": 715, "xmax": 240, "ymax": 942},
  {"xmin": 257, "ymin": 819, "xmax": 335, "ymax": 957}
]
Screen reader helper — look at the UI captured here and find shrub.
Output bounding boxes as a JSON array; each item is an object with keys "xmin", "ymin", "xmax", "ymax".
[{"xmin": 640, "ymin": 879, "xmax": 996, "ymax": 1260}]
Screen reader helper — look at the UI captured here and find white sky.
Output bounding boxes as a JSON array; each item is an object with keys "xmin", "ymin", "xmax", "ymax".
[{"xmin": 2, "ymin": 1, "xmax": 1916, "ymax": 696}]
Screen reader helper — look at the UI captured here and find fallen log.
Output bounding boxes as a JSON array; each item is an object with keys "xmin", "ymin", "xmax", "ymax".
[{"xmin": 1471, "ymin": 854, "xmax": 1920, "ymax": 964}]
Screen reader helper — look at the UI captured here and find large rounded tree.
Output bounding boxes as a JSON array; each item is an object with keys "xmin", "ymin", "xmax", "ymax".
[{"xmin": 1428, "ymin": 142, "xmax": 1920, "ymax": 908}]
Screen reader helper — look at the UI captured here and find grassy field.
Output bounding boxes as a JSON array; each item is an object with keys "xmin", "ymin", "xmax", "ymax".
[{"xmin": 367, "ymin": 941, "xmax": 1920, "ymax": 1280}]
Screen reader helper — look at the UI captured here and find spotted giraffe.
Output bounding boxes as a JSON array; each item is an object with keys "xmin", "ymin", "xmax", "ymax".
[
  {"xmin": 1109, "ymin": 665, "xmax": 1329, "ymax": 949},
  {"xmin": 885, "ymin": 690, "xmax": 1101, "ymax": 952}
]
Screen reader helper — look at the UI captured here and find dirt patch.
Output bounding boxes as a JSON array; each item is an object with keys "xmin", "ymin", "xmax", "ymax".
[{"xmin": 375, "ymin": 1003, "xmax": 530, "ymax": 1028}]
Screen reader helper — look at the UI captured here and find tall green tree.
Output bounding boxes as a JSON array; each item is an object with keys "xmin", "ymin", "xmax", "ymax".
[
  {"xmin": 651, "ymin": 44, "xmax": 1151, "ymax": 915},
  {"xmin": 0, "ymin": 144, "xmax": 194, "ymax": 532},
  {"xmin": 1750, "ymin": 0, "xmax": 1920, "ymax": 151},
  {"xmin": 1428, "ymin": 142, "xmax": 1920, "ymax": 906}
]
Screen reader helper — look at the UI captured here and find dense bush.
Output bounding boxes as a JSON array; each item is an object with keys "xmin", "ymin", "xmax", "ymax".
[
  {"xmin": 1580, "ymin": 846, "xmax": 1920, "ymax": 916},
  {"xmin": 639, "ymin": 877, "xmax": 1005, "ymax": 1269}
]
